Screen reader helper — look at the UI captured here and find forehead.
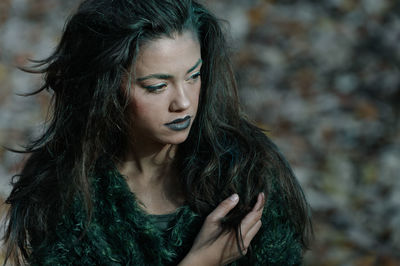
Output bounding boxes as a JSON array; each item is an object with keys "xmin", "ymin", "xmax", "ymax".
[{"xmin": 134, "ymin": 31, "xmax": 201, "ymax": 75}]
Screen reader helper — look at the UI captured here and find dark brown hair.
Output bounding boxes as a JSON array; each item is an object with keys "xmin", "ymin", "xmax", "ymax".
[{"xmin": 2, "ymin": 0, "xmax": 312, "ymax": 264}]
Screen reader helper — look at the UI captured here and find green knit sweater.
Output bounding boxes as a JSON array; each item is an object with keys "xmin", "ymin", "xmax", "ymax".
[{"xmin": 28, "ymin": 156, "xmax": 303, "ymax": 265}]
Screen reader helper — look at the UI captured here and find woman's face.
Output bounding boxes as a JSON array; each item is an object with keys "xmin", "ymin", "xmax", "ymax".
[{"xmin": 125, "ymin": 31, "xmax": 202, "ymax": 147}]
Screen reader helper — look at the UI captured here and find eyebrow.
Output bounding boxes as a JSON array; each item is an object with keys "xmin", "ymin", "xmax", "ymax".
[{"xmin": 136, "ymin": 58, "xmax": 202, "ymax": 82}]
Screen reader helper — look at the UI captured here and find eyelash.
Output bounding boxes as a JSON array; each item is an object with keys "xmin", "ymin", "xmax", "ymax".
[
  {"xmin": 191, "ymin": 72, "xmax": 201, "ymax": 80},
  {"xmin": 144, "ymin": 71, "xmax": 201, "ymax": 93},
  {"xmin": 145, "ymin": 84, "xmax": 167, "ymax": 92}
]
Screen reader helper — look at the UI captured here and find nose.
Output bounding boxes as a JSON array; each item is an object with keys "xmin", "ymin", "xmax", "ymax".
[{"xmin": 169, "ymin": 83, "xmax": 190, "ymax": 112}]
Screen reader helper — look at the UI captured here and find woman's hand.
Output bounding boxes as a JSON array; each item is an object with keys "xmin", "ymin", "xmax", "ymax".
[{"xmin": 187, "ymin": 192, "xmax": 266, "ymax": 266}]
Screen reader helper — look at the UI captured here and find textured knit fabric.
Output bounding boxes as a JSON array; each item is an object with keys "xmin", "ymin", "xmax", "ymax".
[
  {"xmin": 147, "ymin": 212, "xmax": 180, "ymax": 231},
  {"xmin": 28, "ymin": 156, "xmax": 303, "ymax": 266}
]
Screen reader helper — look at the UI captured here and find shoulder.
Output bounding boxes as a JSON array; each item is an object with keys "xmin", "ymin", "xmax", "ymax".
[
  {"xmin": 28, "ymin": 188, "xmax": 125, "ymax": 265},
  {"xmin": 237, "ymin": 121, "xmax": 308, "ymax": 264},
  {"xmin": 249, "ymin": 179, "xmax": 304, "ymax": 265}
]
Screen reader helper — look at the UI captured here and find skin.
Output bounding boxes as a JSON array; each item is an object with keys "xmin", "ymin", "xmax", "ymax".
[
  {"xmin": 118, "ymin": 31, "xmax": 201, "ymax": 214},
  {"xmin": 181, "ymin": 192, "xmax": 266, "ymax": 266},
  {"xmin": 119, "ymin": 30, "xmax": 266, "ymax": 265}
]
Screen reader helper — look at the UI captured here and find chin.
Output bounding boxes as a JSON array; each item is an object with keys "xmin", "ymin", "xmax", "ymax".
[
  {"xmin": 162, "ymin": 132, "xmax": 190, "ymax": 145},
  {"xmin": 167, "ymin": 136, "xmax": 189, "ymax": 145}
]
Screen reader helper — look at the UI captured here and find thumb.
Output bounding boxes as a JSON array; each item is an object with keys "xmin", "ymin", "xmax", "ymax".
[{"xmin": 207, "ymin": 194, "xmax": 239, "ymax": 223}]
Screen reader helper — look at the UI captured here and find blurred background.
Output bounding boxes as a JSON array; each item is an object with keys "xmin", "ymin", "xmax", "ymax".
[{"xmin": 0, "ymin": 0, "xmax": 399, "ymax": 265}]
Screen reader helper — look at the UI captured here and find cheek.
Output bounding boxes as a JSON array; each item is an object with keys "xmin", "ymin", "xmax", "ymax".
[
  {"xmin": 130, "ymin": 95, "xmax": 165, "ymax": 126},
  {"xmin": 193, "ymin": 82, "xmax": 201, "ymax": 105},
  {"xmin": 132, "ymin": 101, "xmax": 154, "ymax": 122},
  {"xmin": 129, "ymin": 93, "xmax": 152, "ymax": 121}
]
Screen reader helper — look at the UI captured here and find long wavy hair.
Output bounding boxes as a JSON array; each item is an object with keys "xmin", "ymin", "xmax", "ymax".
[{"xmin": 3, "ymin": 0, "xmax": 312, "ymax": 265}]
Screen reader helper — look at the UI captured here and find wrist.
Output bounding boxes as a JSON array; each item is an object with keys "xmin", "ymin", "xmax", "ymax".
[
  {"xmin": 177, "ymin": 252, "xmax": 199, "ymax": 266},
  {"xmin": 178, "ymin": 250, "xmax": 218, "ymax": 266}
]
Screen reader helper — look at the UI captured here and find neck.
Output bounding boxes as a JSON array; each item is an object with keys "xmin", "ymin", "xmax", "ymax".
[{"xmin": 116, "ymin": 141, "xmax": 178, "ymax": 186}]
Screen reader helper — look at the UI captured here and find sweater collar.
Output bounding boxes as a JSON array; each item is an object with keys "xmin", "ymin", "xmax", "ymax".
[{"xmin": 91, "ymin": 154, "xmax": 203, "ymax": 264}]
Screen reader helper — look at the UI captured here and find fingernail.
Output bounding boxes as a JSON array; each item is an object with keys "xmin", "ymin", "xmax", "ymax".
[
  {"xmin": 230, "ymin": 194, "xmax": 239, "ymax": 202},
  {"xmin": 261, "ymin": 192, "xmax": 265, "ymax": 199}
]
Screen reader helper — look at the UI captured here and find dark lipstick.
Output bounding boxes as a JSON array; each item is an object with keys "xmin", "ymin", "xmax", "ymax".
[{"xmin": 164, "ymin": 115, "xmax": 191, "ymax": 131}]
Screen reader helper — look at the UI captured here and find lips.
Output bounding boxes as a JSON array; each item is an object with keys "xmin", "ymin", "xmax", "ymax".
[{"xmin": 165, "ymin": 115, "xmax": 191, "ymax": 125}]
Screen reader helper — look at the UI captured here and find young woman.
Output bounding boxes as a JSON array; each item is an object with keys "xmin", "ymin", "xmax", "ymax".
[{"xmin": 3, "ymin": 0, "xmax": 312, "ymax": 265}]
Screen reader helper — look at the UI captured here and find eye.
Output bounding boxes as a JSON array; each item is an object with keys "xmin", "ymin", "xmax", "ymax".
[
  {"xmin": 143, "ymin": 83, "xmax": 167, "ymax": 93},
  {"xmin": 192, "ymin": 72, "xmax": 201, "ymax": 79},
  {"xmin": 189, "ymin": 71, "xmax": 201, "ymax": 82}
]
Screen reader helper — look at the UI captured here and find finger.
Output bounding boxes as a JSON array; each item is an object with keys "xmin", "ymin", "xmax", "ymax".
[
  {"xmin": 207, "ymin": 194, "xmax": 239, "ymax": 223},
  {"xmin": 251, "ymin": 193, "xmax": 264, "ymax": 212},
  {"xmin": 240, "ymin": 194, "xmax": 264, "ymax": 234},
  {"xmin": 243, "ymin": 220, "xmax": 262, "ymax": 247},
  {"xmin": 240, "ymin": 211, "xmax": 262, "ymax": 237},
  {"xmin": 254, "ymin": 192, "xmax": 267, "ymax": 214}
]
